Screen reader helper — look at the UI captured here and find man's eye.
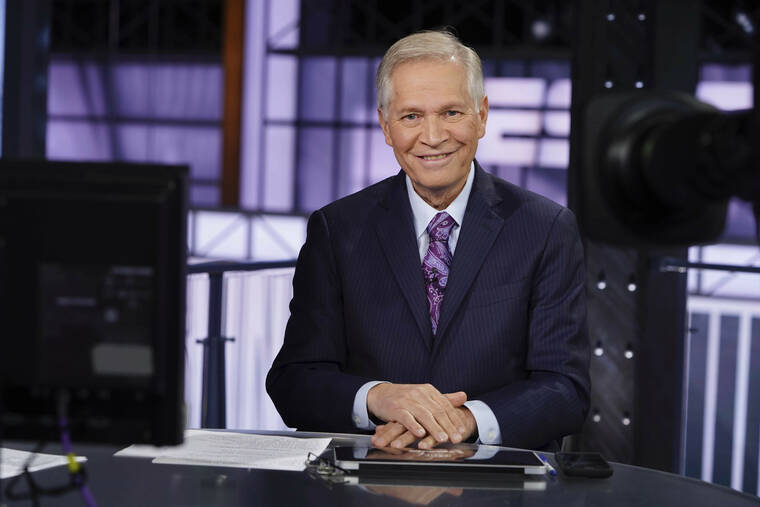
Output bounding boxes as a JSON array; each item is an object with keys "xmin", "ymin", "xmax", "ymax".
[
  {"xmin": 403, "ymin": 113, "xmax": 419, "ymax": 121},
  {"xmin": 444, "ymin": 110, "xmax": 461, "ymax": 117}
]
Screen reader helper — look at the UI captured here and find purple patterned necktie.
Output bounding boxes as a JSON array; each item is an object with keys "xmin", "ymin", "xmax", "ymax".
[{"xmin": 423, "ymin": 212, "xmax": 456, "ymax": 335}]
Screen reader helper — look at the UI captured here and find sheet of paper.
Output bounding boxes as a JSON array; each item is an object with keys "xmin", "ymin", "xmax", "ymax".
[
  {"xmin": 115, "ymin": 430, "xmax": 331, "ymax": 472},
  {"xmin": 1, "ymin": 448, "xmax": 87, "ymax": 479}
]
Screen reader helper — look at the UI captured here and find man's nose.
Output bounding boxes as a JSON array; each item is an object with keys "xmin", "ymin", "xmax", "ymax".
[{"xmin": 420, "ymin": 116, "xmax": 447, "ymax": 146}]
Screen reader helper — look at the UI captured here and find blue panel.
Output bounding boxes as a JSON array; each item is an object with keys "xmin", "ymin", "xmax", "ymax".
[
  {"xmin": 700, "ymin": 63, "xmax": 752, "ymax": 82},
  {"xmin": 46, "ymin": 121, "xmax": 221, "ymax": 181},
  {"xmin": 685, "ymin": 313, "xmax": 709, "ymax": 479},
  {"xmin": 46, "ymin": 120, "xmax": 113, "ymax": 160},
  {"xmin": 714, "ymin": 315, "xmax": 739, "ymax": 487},
  {"xmin": 263, "ymin": 125, "xmax": 295, "ymax": 211},
  {"xmin": 525, "ymin": 167, "xmax": 567, "ymax": 206},
  {"xmin": 47, "ymin": 61, "xmax": 107, "ymax": 116},
  {"xmin": 111, "ymin": 63, "xmax": 150, "ymax": 117},
  {"xmin": 489, "ymin": 60, "xmax": 527, "ymax": 78},
  {"xmin": 340, "ymin": 58, "xmax": 371, "ymax": 123},
  {"xmin": 266, "ymin": 55, "xmax": 298, "ymax": 120},
  {"xmin": 721, "ymin": 199, "xmax": 758, "ymax": 241},
  {"xmin": 743, "ymin": 318, "xmax": 760, "ymax": 494},
  {"xmin": 148, "ymin": 125, "xmax": 222, "ymax": 179},
  {"xmin": 47, "ymin": 60, "xmax": 223, "ymax": 120},
  {"xmin": 297, "ymin": 127, "xmax": 334, "ymax": 211},
  {"xmin": 148, "ymin": 63, "xmax": 222, "ymax": 120},
  {"xmin": 530, "ymin": 60, "xmax": 571, "ymax": 80},
  {"xmin": 299, "ymin": 57, "xmax": 337, "ymax": 121},
  {"xmin": 337, "ymin": 128, "xmax": 368, "ymax": 198},
  {"xmin": 111, "ymin": 62, "xmax": 223, "ymax": 119},
  {"xmin": 190, "ymin": 185, "xmax": 220, "ymax": 207}
]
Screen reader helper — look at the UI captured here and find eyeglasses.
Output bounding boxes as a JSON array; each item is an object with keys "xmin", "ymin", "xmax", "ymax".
[{"xmin": 304, "ymin": 452, "xmax": 349, "ymax": 485}]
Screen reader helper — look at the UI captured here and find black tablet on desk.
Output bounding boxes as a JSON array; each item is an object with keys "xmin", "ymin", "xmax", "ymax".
[{"xmin": 333, "ymin": 446, "xmax": 547, "ymax": 476}]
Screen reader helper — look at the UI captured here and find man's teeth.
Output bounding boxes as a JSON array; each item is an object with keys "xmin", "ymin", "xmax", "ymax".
[{"xmin": 422, "ymin": 154, "xmax": 448, "ymax": 160}]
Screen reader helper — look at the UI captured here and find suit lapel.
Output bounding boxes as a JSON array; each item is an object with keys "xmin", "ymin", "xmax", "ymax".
[
  {"xmin": 374, "ymin": 172, "xmax": 433, "ymax": 350},
  {"xmin": 434, "ymin": 164, "xmax": 505, "ymax": 344}
]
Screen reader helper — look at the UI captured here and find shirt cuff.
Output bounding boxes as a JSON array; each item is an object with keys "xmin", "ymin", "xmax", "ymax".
[
  {"xmin": 352, "ymin": 381, "xmax": 386, "ymax": 430},
  {"xmin": 463, "ymin": 400, "xmax": 501, "ymax": 445}
]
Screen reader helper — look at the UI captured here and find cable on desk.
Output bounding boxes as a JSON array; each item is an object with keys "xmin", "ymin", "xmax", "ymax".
[
  {"xmin": 57, "ymin": 391, "xmax": 97, "ymax": 507},
  {"xmin": 3, "ymin": 391, "xmax": 98, "ymax": 506}
]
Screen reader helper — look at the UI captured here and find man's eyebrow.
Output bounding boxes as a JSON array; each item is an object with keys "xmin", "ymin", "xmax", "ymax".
[
  {"xmin": 395, "ymin": 102, "xmax": 469, "ymax": 113},
  {"xmin": 438, "ymin": 102, "xmax": 469, "ymax": 111}
]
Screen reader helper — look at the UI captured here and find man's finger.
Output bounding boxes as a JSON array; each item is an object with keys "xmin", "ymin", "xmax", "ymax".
[
  {"xmin": 410, "ymin": 387, "xmax": 463, "ymax": 443},
  {"xmin": 394, "ymin": 409, "xmax": 428, "ymax": 438},
  {"xmin": 423, "ymin": 393, "xmax": 464, "ymax": 443},
  {"xmin": 367, "ymin": 383, "xmax": 467, "ymax": 444},
  {"xmin": 408, "ymin": 403, "xmax": 451, "ymax": 443},
  {"xmin": 371, "ymin": 422, "xmax": 408, "ymax": 448},
  {"xmin": 443, "ymin": 392, "xmax": 469, "ymax": 433},
  {"xmin": 389, "ymin": 429, "xmax": 418, "ymax": 449},
  {"xmin": 416, "ymin": 434, "xmax": 438, "ymax": 449},
  {"xmin": 444, "ymin": 391, "xmax": 467, "ymax": 406}
]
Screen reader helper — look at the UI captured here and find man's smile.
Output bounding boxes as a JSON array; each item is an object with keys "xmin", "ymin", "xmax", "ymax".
[{"xmin": 417, "ymin": 151, "xmax": 455, "ymax": 162}]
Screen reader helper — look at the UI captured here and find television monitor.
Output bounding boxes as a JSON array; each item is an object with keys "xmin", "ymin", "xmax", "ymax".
[{"xmin": 0, "ymin": 160, "xmax": 187, "ymax": 446}]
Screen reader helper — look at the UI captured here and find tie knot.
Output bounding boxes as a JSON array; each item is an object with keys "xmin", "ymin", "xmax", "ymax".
[{"xmin": 427, "ymin": 212, "xmax": 456, "ymax": 242}]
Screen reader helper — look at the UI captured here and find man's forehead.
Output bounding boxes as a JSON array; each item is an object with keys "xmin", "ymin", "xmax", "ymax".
[
  {"xmin": 387, "ymin": 60, "xmax": 470, "ymax": 108},
  {"xmin": 390, "ymin": 57, "xmax": 463, "ymax": 76}
]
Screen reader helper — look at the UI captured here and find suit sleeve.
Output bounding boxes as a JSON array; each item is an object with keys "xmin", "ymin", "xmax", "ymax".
[
  {"xmin": 476, "ymin": 207, "xmax": 590, "ymax": 449},
  {"xmin": 266, "ymin": 209, "xmax": 374, "ymax": 433}
]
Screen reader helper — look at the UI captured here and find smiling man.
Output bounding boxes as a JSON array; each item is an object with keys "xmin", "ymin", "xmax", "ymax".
[{"xmin": 266, "ymin": 30, "xmax": 590, "ymax": 451}]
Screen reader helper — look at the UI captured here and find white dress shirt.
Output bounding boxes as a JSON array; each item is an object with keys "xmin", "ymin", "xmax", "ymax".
[{"xmin": 351, "ymin": 163, "xmax": 502, "ymax": 445}]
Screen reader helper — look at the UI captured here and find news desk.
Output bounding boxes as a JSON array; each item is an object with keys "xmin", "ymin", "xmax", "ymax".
[{"xmin": 2, "ymin": 430, "xmax": 758, "ymax": 506}]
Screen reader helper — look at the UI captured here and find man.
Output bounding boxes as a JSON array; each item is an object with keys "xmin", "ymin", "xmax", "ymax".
[{"xmin": 266, "ymin": 30, "xmax": 589, "ymax": 451}]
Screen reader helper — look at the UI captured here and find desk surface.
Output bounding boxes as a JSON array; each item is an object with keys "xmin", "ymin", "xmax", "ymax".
[{"xmin": 2, "ymin": 430, "xmax": 758, "ymax": 506}]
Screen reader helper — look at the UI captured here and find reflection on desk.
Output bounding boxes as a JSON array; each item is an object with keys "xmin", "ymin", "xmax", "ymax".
[{"xmin": 2, "ymin": 430, "xmax": 758, "ymax": 506}]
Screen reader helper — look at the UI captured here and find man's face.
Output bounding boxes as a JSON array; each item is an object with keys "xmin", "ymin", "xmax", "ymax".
[{"xmin": 378, "ymin": 60, "xmax": 488, "ymax": 207}]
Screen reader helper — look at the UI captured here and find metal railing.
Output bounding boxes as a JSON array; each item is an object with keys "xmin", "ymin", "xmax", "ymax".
[{"xmin": 187, "ymin": 260, "xmax": 297, "ymax": 428}]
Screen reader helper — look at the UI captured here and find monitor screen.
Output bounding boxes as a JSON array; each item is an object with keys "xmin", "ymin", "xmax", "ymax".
[{"xmin": 0, "ymin": 160, "xmax": 187, "ymax": 446}]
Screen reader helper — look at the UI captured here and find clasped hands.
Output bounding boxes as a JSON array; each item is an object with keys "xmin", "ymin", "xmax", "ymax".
[{"xmin": 366, "ymin": 383, "xmax": 477, "ymax": 449}]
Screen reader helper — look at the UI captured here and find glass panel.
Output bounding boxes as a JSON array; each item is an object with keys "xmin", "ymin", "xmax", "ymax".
[
  {"xmin": 538, "ymin": 138, "xmax": 569, "ymax": 169},
  {"xmin": 340, "ymin": 58, "xmax": 372, "ymax": 123},
  {"xmin": 195, "ymin": 211, "xmax": 247, "ymax": 259},
  {"xmin": 263, "ymin": 125, "xmax": 295, "ymax": 210},
  {"xmin": 478, "ymin": 135, "xmax": 536, "ymax": 166},
  {"xmin": 251, "ymin": 214, "xmax": 307, "ymax": 260},
  {"xmin": 485, "ymin": 77, "xmax": 545, "ymax": 107},
  {"xmin": 698, "ymin": 245, "xmax": 760, "ymax": 298},
  {"xmin": 525, "ymin": 167, "xmax": 567, "ymax": 206},
  {"xmin": 148, "ymin": 125, "xmax": 222, "ymax": 179},
  {"xmin": 46, "ymin": 120, "xmax": 113, "ymax": 159},
  {"xmin": 697, "ymin": 81, "xmax": 753, "ymax": 110},
  {"xmin": 491, "ymin": 110, "xmax": 542, "ymax": 135},
  {"xmin": 268, "ymin": 0, "xmax": 300, "ymax": 49},
  {"xmin": 266, "ymin": 56, "xmax": 298, "ymax": 120},
  {"xmin": 190, "ymin": 185, "xmax": 221, "ymax": 207},
  {"xmin": 369, "ymin": 129, "xmax": 398, "ymax": 184},
  {"xmin": 148, "ymin": 63, "xmax": 222, "ymax": 120},
  {"xmin": 543, "ymin": 110, "xmax": 570, "ymax": 136},
  {"xmin": 338, "ymin": 128, "xmax": 369, "ymax": 197},
  {"xmin": 47, "ymin": 61, "xmax": 106, "ymax": 116},
  {"xmin": 111, "ymin": 63, "xmax": 151, "ymax": 117},
  {"xmin": 546, "ymin": 78, "xmax": 571, "ymax": 108},
  {"xmin": 299, "ymin": 57, "xmax": 337, "ymax": 121},
  {"xmin": 297, "ymin": 127, "xmax": 335, "ymax": 211}
]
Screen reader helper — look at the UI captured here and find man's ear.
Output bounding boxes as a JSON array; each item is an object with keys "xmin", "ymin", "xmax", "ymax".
[
  {"xmin": 377, "ymin": 108, "xmax": 393, "ymax": 146},
  {"xmin": 477, "ymin": 95, "xmax": 489, "ymax": 139}
]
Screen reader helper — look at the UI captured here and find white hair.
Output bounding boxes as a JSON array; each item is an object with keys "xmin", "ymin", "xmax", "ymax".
[{"xmin": 376, "ymin": 30, "xmax": 485, "ymax": 112}]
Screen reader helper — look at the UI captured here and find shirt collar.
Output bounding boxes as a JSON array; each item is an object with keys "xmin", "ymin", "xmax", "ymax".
[{"xmin": 406, "ymin": 162, "xmax": 475, "ymax": 239}]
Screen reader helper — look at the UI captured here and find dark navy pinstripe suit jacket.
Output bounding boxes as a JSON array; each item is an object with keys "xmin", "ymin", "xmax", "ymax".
[{"xmin": 266, "ymin": 162, "xmax": 590, "ymax": 450}]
